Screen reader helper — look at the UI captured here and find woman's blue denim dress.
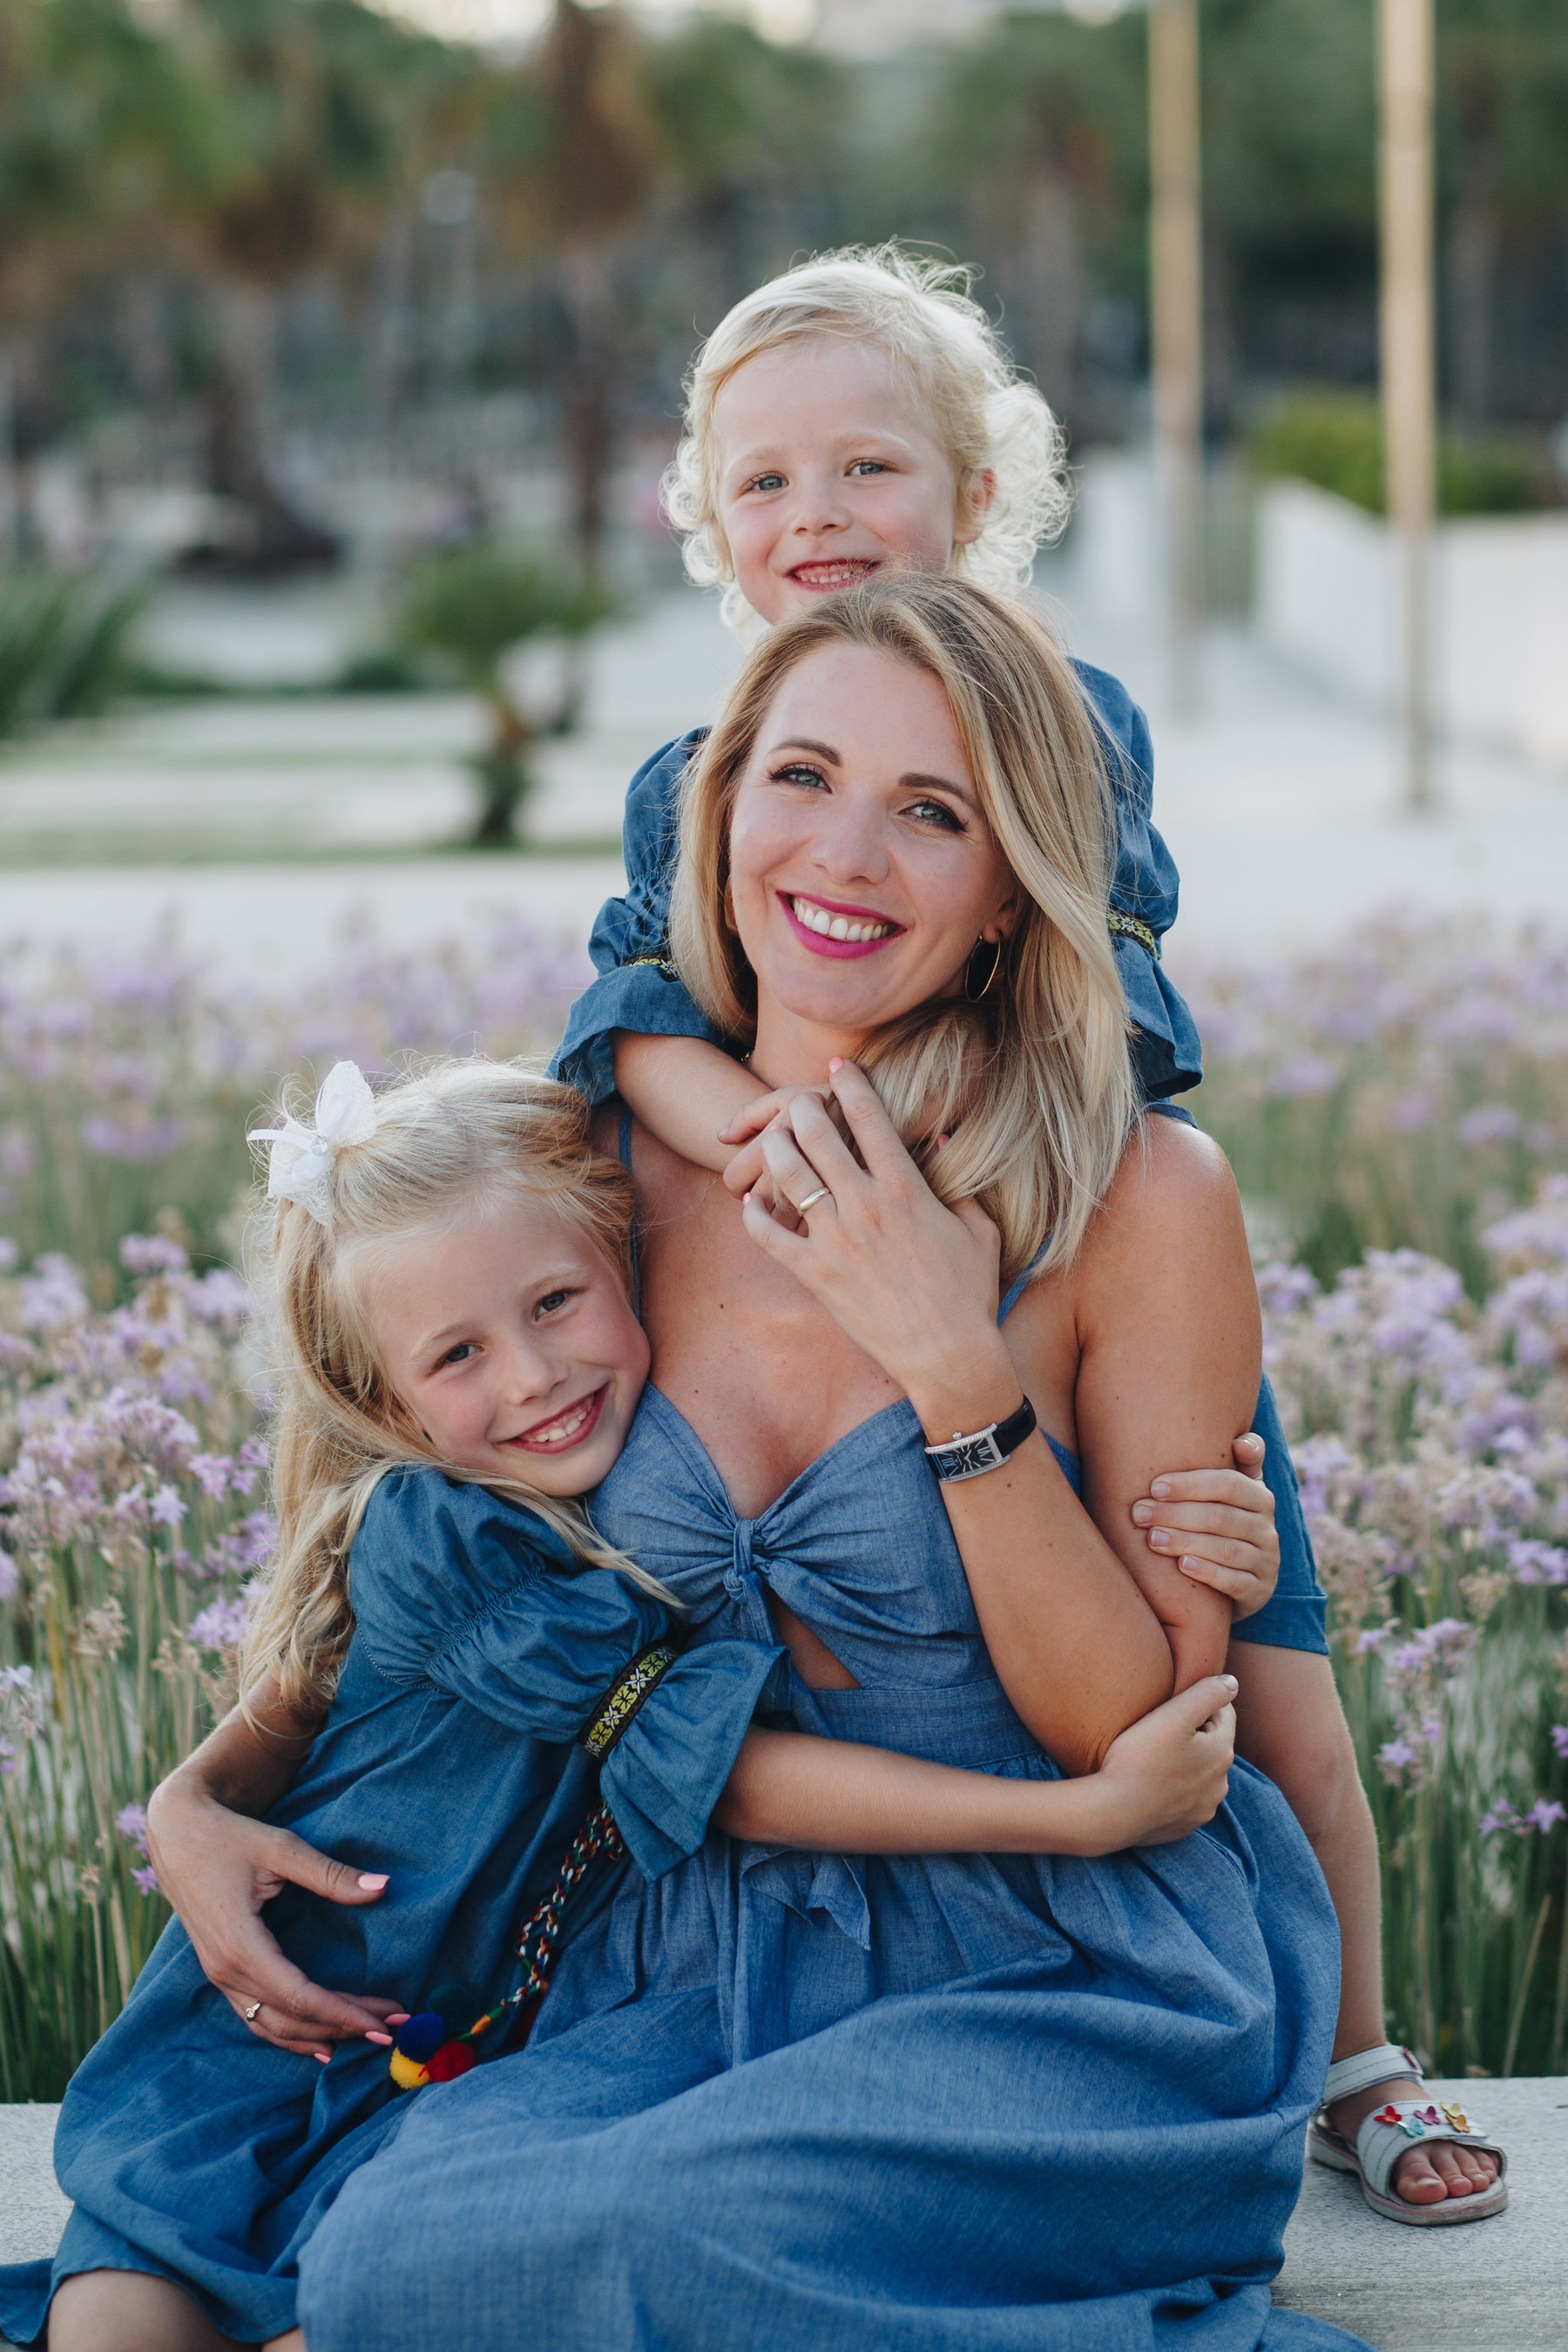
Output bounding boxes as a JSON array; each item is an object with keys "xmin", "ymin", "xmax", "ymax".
[
  {"xmin": 0, "ymin": 1468, "xmax": 782, "ymax": 2346},
  {"xmin": 294, "ymin": 1284, "xmax": 1363, "ymax": 2352},
  {"xmin": 547, "ymin": 672, "xmax": 1330, "ymax": 1666}
]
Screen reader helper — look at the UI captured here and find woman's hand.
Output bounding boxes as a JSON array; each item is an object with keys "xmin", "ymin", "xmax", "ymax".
[
  {"xmin": 1087, "ymin": 1673, "xmax": 1238, "ymax": 1849},
  {"xmin": 719, "ymin": 1082, "xmax": 831, "ymax": 1206},
  {"xmin": 1132, "ymin": 1432, "xmax": 1280, "ymax": 1619},
  {"xmin": 146, "ymin": 1767, "xmax": 403, "ymax": 2060},
  {"xmin": 740, "ymin": 1059, "xmax": 1012, "ymax": 1429}
]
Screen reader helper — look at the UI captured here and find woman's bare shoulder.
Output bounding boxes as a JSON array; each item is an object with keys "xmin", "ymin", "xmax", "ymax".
[{"xmin": 1006, "ymin": 1115, "xmax": 1248, "ymax": 1346}]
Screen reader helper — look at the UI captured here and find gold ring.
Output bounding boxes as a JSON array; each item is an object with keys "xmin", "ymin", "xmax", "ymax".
[{"xmin": 795, "ymin": 1186, "xmax": 830, "ymax": 1216}]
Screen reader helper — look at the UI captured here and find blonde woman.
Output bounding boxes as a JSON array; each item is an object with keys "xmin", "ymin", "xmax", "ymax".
[
  {"xmin": 555, "ymin": 245, "xmax": 1503, "ymax": 2224},
  {"xmin": 290, "ymin": 578, "xmax": 1378, "ymax": 2352}
]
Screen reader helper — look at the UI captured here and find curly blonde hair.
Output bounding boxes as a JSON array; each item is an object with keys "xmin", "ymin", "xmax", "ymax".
[
  {"xmin": 241, "ymin": 1058, "xmax": 660, "ymax": 1723},
  {"xmin": 668, "ymin": 574, "xmax": 1136, "ymax": 1288},
  {"xmin": 662, "ymin": 244, "xmax": 1071, "ymax": 639}
]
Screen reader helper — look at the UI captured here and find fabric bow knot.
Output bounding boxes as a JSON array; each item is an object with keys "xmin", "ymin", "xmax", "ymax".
[{"xmin": 249, "ymin": 1061, "xmax": 377, "ymax": 1226}]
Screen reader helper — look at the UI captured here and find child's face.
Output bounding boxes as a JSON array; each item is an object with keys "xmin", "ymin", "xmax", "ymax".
[
  {"xmin": 727, "ymin": 639, "xmax": 1017, "ymax": 1045},
  {"xmin": 713, "ymin": 336, "xmax": 992, "ymax": 628},
  {"xmin": 364, "ymin": 1193, "xmax": 649, "ymax": 1498}
]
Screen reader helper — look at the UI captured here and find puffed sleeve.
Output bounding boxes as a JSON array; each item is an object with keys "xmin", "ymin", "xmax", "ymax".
[
  {"xmin": 1072, "ymin": 659, "xmax": 1203, "ymax": 1103},
  {"xmin": 348, "ymin": 1469, "xmax": 784, "ymax": 1878},
  {"xmin": 550, "ymin": 727, "xmax": 739, "ymax": 1105}
]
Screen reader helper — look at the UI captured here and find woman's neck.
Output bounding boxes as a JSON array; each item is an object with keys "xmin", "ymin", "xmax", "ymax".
[{"xmin": 747, "ymin": 1000, "xmax": 868, "ymax": 1092}]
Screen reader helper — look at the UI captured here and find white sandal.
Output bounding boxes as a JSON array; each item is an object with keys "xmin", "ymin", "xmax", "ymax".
[{"xmin": 1308, "ymin": 2042, "xmax": 1508, "ymax": 2226}]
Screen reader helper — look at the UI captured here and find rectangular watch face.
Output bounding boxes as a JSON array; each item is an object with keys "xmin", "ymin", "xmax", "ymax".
[{"xmin": 936, "ymin": 1431, "xmax": 1005, "ymax": 1481}]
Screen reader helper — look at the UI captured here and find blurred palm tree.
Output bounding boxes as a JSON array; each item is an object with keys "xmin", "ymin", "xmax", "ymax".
[
  {"xmin": 167, "ymin": 0, "xmax": 470, "ymax": 570},
  {"xmin": 483, "ymin": 2, "xmax": 659, "ymax": 582}
]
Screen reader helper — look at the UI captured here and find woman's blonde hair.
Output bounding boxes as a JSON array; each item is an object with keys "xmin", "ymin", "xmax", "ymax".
[
  {"xmin": 241, "ymin": 1058, "xmax": 657, "ymax": 1723},
  {"xmin": 668, "ymin": 574, "xmax": 1137, "ymax": 1288},
  {"xmin": 663, "ymin": 245, "xmax": 1071, "ymax": 639}
]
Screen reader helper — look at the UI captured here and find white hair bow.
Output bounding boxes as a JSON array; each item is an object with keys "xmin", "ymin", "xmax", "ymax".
[{"xmin": 249, "ymin": 1061, "xmax": 377, "ymax": 1227}]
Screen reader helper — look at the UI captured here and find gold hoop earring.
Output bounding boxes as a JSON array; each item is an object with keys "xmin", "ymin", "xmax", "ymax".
[
  {"xmin": 964, "ymin": 935, "xmax": 1003, "ymax": 1003},
  {"xmin": 722, "ymin": 880, "xmax": 739, "ymax": 936}
]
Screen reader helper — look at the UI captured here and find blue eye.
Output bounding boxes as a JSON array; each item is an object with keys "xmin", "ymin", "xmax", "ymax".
[
  {"xmin": 907, "ymin": 798, "xmax": 963, "ymax": 831},
  {"xmin": 771, "ymin": 763, "xmax": 828, "ymax": 789},
  {"xmin": 749, "ymin": 472, "xmax": 787, "ymax": 494},
  {"xmin": 439, "ymin": 1341, "xmax": 476, "ymax": 1367},
  {"xmin": 848, "ymin": 460, "xmax": 888, "ymax": 477},
  {"xmin": 536, "ymin": 1288, "xmax": 572, "ymax": 1316}
]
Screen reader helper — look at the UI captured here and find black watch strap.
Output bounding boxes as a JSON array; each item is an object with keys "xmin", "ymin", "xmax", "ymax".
[{"xmin": 923, "ymin": 1396, "xmax": 1037, "ymax": 1484}]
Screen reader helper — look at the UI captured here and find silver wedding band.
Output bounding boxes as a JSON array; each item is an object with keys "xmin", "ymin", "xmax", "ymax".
[
  {"xmin": 795, "ymin": 1186, "xmax": 831, "ymax": 1217},
  {"xmin": 243, "ymin": 2000, "xmax": 262, "ymax": 2022}
]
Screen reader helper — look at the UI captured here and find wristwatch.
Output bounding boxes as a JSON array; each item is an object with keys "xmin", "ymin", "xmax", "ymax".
[{"xmin": 923, "ymin": 1396, "xmax": 1037, "ymax": 1484}]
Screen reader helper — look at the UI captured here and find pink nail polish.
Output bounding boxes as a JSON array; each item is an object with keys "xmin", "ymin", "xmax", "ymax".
[
  {"xmin": 366, "ymin": 2031, "xmax": 393, "ymax": 2045},
  {"xmin": 314, "ymin": 2051, "xmax": 331, "ymax": 2064},
  {"xmin": 828, "ymin": 1058, "xmax": 843, "ymax": 1072},
  {"xmin": 357, "ymin": 1873, "xmax": 389, "ymax": 1891},
  {"xmin": 387, "ymin": 2012, "xmax": 411, "ymax": 2026}
]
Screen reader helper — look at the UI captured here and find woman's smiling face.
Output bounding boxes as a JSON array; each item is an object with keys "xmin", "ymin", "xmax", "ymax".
[{"xmin": 727, "ymin": 641, "xmax": 1018, "ymax": 1050}]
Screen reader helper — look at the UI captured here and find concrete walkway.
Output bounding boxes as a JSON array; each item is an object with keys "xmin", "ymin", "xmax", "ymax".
[{"xmin": 0, "ymin": 2081, "xmax": 1561, "ymax": 2346}]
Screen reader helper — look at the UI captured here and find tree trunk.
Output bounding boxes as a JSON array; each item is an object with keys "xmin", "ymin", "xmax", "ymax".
[
  {"xmin": 1446, "ymin": 64, "xmax": 1501, "ymax": 435},
  {"xmin": 195, "ymin": 281, "xmax": 338, "ymax": 575},
  {"xmin": 557, "ymin": 239, "xmax": 619, "ymax": 582}
]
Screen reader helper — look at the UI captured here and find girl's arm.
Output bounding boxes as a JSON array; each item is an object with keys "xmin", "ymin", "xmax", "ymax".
[
  {"xmin": 746, "ymin": 1071, "xmax": 1260, "ymax": 1774},
  {"xmin": 718, "ymin": 1675, "xmax": 1237, "ymax": 1855}
]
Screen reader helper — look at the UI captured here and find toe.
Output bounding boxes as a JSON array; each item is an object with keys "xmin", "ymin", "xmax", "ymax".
[{"xmin": 1393, "ymin": 2149, "xmax": 1450, "ymax": 2204}]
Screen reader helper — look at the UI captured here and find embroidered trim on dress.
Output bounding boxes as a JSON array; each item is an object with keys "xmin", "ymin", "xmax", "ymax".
[{"xmin": 578, "ymin": 1640, "xmax": 679, "ymax": 1760}]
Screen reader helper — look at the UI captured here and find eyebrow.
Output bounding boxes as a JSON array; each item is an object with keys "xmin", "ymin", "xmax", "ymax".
[{"xmin": 767, "ymin": 738, "xmax": 977, "ymax": 810}]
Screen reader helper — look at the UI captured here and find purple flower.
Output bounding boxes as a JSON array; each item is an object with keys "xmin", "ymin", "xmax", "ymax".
[
  {"xmin": 116, "ymin": 1802, "xmax": 151, "ymax": 1858},
  {"xmin": 120, "ymin": 1234, "xmax": 190, "ymax": 1277},
  {"xmin": 188, "ymin": 1595, "xmax": 250, "ymax": 1651},
  {"xmin": 1524, "ymin": 1800, "xmax": 1566, "ymax": 1834},
  {"xmin": 1272, "ymin": 1053, "xmax": 1340, "ymax": 1100},
  {"xmin": 0, "ymin": 1238, "xmax": 17, "ymax": 1271},
  {"xmin": 1379, "ymin": 1738, "xmax": 1416, "ymax": 1770},
  {"xmin": 132, "ymin": 1864, "xmax": 159, "ymax": 1897},
  {"xmin": 1551, "ymin": 1727, "xmax": 1568, "ymax": 1760},
  {"xmin": 188, "ymin": 1454, "xmax": 233, "ymax": 1500},
  {"xmin": 149, "ymin": 1484, "xmax": 186, "ymax": 1529},
  {"xmin": 1386, "ymin": 1089, "xmax": 1436, "ymax": 1132},
  {"xmin": 1456, "ymin": 1104, "xmax": 1521, "ymax": 1148}
]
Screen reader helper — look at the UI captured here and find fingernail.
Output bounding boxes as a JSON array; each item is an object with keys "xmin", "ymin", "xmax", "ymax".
[
  {"xmin": 387, "ymin": 2013, "xmax": 411, "ymax": 2025},
  {"xmin": 742, "ymin": 1190, "xmax": 753, "ymax": 1206},
  {"xmin": 1150, "ymin": 1529, "xmax": 1170, "ymax": 1547},
  {"xmin": 314, "ymin": 2051, "xmax": 332, "ymax": 2064},
  {"xmin": 365, "ymin": 2031, "xmax": 393, "ymax": 2045},
  {"xmin": 828, "ymin": 1057, "xmax": 843, "ymax": 1071},
  {"xmin": 1151, "ymin": 1479, "xmax": 1170, "ymax": 1498},
  {"xmin": 357, "ymin": 1873, "xmax": 389, "ymax": 1890},
  {"xmin": 1132, "ymin": 1503, "xmax": 1152, "ymax": 1524},
  {"xmin": 1222, "ymin": 1674, "xmax": 1239, "ymax": 1693}
]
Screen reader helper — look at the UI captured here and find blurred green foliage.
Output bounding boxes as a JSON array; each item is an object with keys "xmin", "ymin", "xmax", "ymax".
[
  {"xmin": 0, "ymin": 569, "xmax": 145, "ymax": 734},
  {"xmin": 1248, "ymin": 389, "xmax": 1556, "ymax": 516},
  {"xmin": 395, "ymin": 544, "xmax": 614, "ymax": 843}
]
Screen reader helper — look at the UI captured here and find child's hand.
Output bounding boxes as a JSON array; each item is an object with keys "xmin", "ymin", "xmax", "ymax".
[
  {"xmin": 1091, "ymin": 1673, "xmax": 1238, "ymax": 1849},
  {"xmin": 720, "ymin": 1084, "xmax": 830, "ymax": 1203},
  {"xmin": 1130, "ymin": 1433, "xmax": 1279, "ymax": 1619}
]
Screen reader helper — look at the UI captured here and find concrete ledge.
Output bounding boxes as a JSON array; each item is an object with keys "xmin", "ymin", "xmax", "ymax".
[{"xmin": 1, "ymin": 2082, "xmax": 1562, "ymax": 2346}]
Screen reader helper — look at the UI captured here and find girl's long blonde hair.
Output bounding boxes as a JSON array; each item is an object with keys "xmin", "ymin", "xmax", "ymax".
[
  {"xmin": 663, "ymin": 244, "xmax": 1071, "ymax": 640},
  {"xmin": 668, "ymin": 574, "xmax": 1137, "ymax": 1288},
  {"xmin": 242, "ymin": 1058, "xmax": 657, "ymax": 1723}
]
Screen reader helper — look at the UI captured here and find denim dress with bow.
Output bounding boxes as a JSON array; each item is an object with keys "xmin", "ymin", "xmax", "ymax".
[
  {"xmin": 546, "ymin": 678, "xmax": 1330, "ymax": 1664},
  {"xmin": 294, "ymin": 1279, "xmax": 1363, "ymax": 2352},
  {"xmin": 0, "ymin": 1467, "xmax": 783, "ymax": 2346}
]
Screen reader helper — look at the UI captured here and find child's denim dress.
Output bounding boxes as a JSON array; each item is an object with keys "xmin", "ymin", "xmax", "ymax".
[{"xmin": 0, "ymin": 1467, "xmax": 782, "ymax": 2345}]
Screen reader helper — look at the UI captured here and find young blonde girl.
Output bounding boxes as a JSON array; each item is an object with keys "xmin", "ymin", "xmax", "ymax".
[{"xmin": 7, "ymin": 1055, "xmax": 1240, "ymax": 2352}]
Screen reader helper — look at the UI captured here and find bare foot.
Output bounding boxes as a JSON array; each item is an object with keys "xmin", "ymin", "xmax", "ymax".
[{"xmin": 1326, "ymin": 2074, "xmax": 1502, "ymax": 2205}]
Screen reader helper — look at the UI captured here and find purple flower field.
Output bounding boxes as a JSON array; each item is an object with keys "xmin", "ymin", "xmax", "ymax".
[{"xmin": 0, "ymin": 914, "xmax": 1564, "ymax": 2092}]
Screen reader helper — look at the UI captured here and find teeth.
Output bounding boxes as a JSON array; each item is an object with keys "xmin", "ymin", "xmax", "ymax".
[
  {"xmin": 791, "ymin": 897, "xmax": 894, "ymax": 943},
  {"xmin": 526, "ymin": 1396, "xmax": 591, "ymax": 1443}
]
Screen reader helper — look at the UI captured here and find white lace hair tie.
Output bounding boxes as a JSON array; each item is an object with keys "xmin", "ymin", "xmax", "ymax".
[{"xmin": 249, "ymin": 1061, "xmax": 377, "ymax": 1227}]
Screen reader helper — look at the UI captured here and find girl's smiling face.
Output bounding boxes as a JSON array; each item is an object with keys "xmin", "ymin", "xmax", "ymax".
[
  {"xmin": 361, "ymin": 1193, "xmax": 649, "ymax": 1497},
  {"xmin": 713, "ymin": 336, "xmax": 993, "ymax": 628},
  {"xmin": 727, "ymin": 640, "xmax": 1018, "ymax": 1059}
]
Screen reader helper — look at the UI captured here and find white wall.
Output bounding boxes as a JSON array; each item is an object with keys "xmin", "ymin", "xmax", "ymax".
[{"xmin": 1257, "ymin": 479, "xmax": 1568, "ymax": 767}]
